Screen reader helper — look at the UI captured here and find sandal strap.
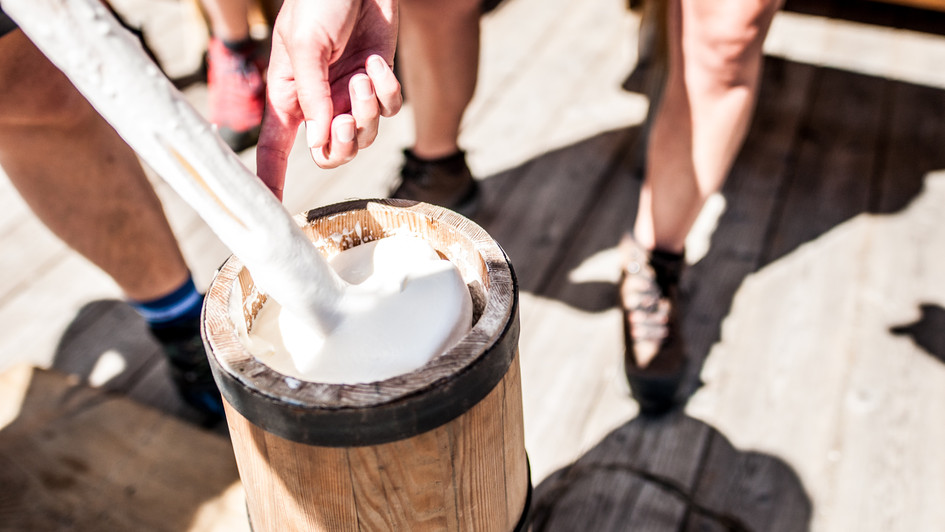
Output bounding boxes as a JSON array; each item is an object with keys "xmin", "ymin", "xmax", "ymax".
[{"xmin": 619, "ymin": 234, "xmax": 684, "ymax": 360}]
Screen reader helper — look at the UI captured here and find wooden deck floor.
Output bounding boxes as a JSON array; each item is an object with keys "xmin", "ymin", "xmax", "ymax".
[{"xmin": 3, "ymin": 0, "xmax": 945, "ymax": 529}]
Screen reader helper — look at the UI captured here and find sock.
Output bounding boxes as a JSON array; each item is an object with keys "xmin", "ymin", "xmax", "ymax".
[
  {"xmin": 129, "ymin": 276, "xmax": 204, "ymax": 331},
  {"xmin": 404, "ymin": 148, "xmax": 467, "ymax": 168},
  {"xmin": 221, "ymin": 37, "xmax": 255, "ymax": 55}
]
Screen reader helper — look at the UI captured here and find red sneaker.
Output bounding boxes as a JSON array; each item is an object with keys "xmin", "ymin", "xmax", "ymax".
[{"xmin": 206, "ymin": 38, "xmax": 265, "ymax": 152}]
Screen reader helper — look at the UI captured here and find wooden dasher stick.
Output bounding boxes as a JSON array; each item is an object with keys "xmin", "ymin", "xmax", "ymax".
[{"xmin": 3, "ymin": 0, "xmax": 346, "ymax": 334}]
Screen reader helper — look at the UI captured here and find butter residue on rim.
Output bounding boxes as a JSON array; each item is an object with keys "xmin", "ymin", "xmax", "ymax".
[{"xmin": 230, "ymin": 233, "xmax": 474, "ymax": 384}]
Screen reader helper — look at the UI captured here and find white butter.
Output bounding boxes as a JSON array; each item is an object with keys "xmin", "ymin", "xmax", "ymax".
[{"xmin": 236, "ymin": 234, "xmax": 474, "ymax": 384}]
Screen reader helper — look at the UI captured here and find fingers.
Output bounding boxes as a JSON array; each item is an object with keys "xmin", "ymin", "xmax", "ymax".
[
  {"xmin": 366, "ymin": 55, "xmax": 402, "ymax": 117},
  {"xmin": 288, "ymin": 37, "xmax": 334, "ymax": 154},
  {"xmin": 310, "ymin": 114, "xmax": 358, "ymax": 169},
  {"xmin": 343, "ymin": 55, "xmax": 402, "ymax": 151},
  {"xmin": 256, "ymin": 35, "xmax": 298, "ymax": 201},
  {"xmin": 349, "ymin": 73, "xmax": 379, "ymax": 147},
  {"xmin": 256, "ymin": 0, "xmax": 402, "ymax": 192},
  {"xmin": 256, "ymin": 127, "xmax": 290, "ymax": 201},
  {"xmin": 263, "ymin": 50, "xmax": 401, "ymax": 174},
  {"xmin": 310, "ymin": 55, "xmax": 402, "ymax": 168}
]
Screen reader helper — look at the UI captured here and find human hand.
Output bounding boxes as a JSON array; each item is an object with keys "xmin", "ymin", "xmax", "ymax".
[{"xmin": 257, "ymin": 0, "xmax": 402, "ymax": 200}]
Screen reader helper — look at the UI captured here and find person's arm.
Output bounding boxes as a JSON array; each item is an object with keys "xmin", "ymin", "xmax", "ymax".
[{"xmin": 257, "ymin": 0, "xmax": 402, "ymax": 200}]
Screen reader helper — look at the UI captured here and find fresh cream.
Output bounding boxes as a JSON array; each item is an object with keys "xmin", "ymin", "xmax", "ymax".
[{"xmin": 235, "ymin": 233, "xmax": 473, "ymax": 384}]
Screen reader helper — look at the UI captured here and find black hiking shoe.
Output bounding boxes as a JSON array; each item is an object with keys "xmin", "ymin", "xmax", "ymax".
[
  {"xmin": 150, "ymin": 319, "xmax": 224, "ymax": 426},
  {"xmin": 390, "ymin": 149, "xmax": 481, "ymax": 217}
]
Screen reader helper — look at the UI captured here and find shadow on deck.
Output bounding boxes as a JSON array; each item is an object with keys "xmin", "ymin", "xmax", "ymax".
[{"xmin": 34, "ymin": 0, "xmax": 945, "ymax": 529}]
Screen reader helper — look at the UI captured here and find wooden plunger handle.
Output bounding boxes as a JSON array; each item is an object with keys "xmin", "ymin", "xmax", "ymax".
[{"xmin": 3, "ymin": 0, "xmax": 345, "ymax": 333}]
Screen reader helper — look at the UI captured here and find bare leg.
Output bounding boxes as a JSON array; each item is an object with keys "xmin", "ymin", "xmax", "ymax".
[
  {"xmin": 621, "ymin": 0, "xmax": 782, "ymax": 401},
  {"xmin": 398, "ymin": 0, "xmax": 481, "ymax": 159},
  {"xmin": 633, "ymin": 0, "xmax": 783, "ymax": 253},
  {"xmin": 200, "ymin": 0, "xmax": 252, "ymax": 42},
  {"xmin": 0, "ymin": 31, "xmax": 189, "ymax": 301}
]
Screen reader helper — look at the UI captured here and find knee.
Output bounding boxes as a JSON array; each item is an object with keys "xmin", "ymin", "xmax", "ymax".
[{"xmin": 682, "ymin": 0, "xmax": 780, "ymax": 89}]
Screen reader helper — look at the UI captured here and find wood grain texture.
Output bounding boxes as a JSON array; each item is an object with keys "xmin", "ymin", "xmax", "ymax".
[
  {"xmin": 0, "ymin": 365, "xmax": 246, "ymax": 532},
  {"xmin": 210, "ymin": 200, "xmax": 527, "ymax": 530},
  {"xmin": 531, "ymin": 413, "xmax": 810, "ymax": 531},
  {"xmin": 873, "ymin": 0, "xmax": 945, "ymax": 11},
  {"xmin": 205, "ymin": 200, "xmax": 515, "ymax": 419},
  {"xmin": 681, "ymin": 55, "xmax": 819, "ymax": 396},
  {"xmin": 347, "ymin": 427, "xmax": 459, "ymax": 530},
  {"xmin": 224, "ymin": 353, "xmax": 527, "ymax": 532},
  {"xmin": 3, "ymin": 0, "xmax": 945, "ymax": 530},
  {"xmin": 684, "ymin": 4, "xmax": 945, "ymax": 532}
]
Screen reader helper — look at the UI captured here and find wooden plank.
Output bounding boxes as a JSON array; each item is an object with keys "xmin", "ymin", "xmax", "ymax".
[
  {"xmin": 871, "ymin": 0, "xmax": 945, "ymax": 12},
  {"xmin": 347, "ymin": 428, "xmax": 459, "ymax": 530},
  {"xmin": 108, "ymin": 0, "xmax": 208, "ymax": 78},
  {"xmin": 511, "ymin": 136, "xmax": 638, "ymax": 477},
  {"xmin": 690, "ymin": 430, "xmax": 812, "ymax": 532},
  {"xmin": 448, "ymin": 361, "xmax": 523, "ymax": 531},
  {"xmin": 683, "ymin": 56, "xmax": 818, "ymax": 389},
  {"xmin": 222, "ymin": 357, "xmax": 526, "ymax": 531},
  {"xmin": 530, "ymin": 413, "xmax": 712, "ymax": 530},
  {"xmin": 762, "ymin": 56, "xmax": 889, "ymax": 262},
  {"xmin": 479, "ymin": 129, "xmax": 632, "ymax": 294},
  {"xmin": 517, "ymin": 293, "xmax": 626, "ymax": 481},
  {"xmin": 530, "ymin": 403, "xmax": 812, "ymax": 531},
  {"xmin": 0, "ymin": 253, "xmax": 123, "ymax": 372},
  {"xmin": 0, "ymin": 208, "xmax": 68, "ymax": 303},
  {"xmin": 44, "ymin": 298, "xmax": 164, "ymax": 393},
  {"xmin": 683, "ymin": 513, "xmax": 732, "ymax": 532},
  {"xmin": 465, "ymin": 0, "xmax": 643, "ymax": 179},
  {"xmin": 685, "ymin": 9, "xmax": 945, "ymax": 531},
  {"xmin": 0, "ymin": 169, "xmax": 34, "ymax": 235},
  {"xmin": 817, "ymin": 72, "xmax": 945, "ymax": 531},
  {"xmin": 581, "ymin": 413, "xmax": 712, "ymax": 493},
  {"xmin": 533, "ymin": 467, "xmax": 651, "ymax": 531},
  {"xmin": 0, "ymin": 364, "xmax": 246, "ymax": 531},
  {"xmin": 4, "ymin": 1, "xmax": 945, "ymax": 531},
  {"xmin": 475, "ymin": 0, "xmax": 601, "ymax": 93},
  {"xmin": 688, "ymin": 217, "xmax": 873, "ymax": 525},
  {"xmin": 771, "ymin": 2, "xmax": 945, "ymax": 90},
  {"xmin": 516, "ymin": 132, "xmax": 640, "ymax": 454},
  {"xmin": 502, "ymin": 354, "xmax": 529, "ymax": 525},
  {"xmin": 874, "ymin": 80, "xmax": 945, "ymax": 213},
  {"xmin": 627, "ymin": 482, "xmax": 689, "ymax": 530},
  {"xmin": 521, "ymin": 11, "xmax": 819, "ymax": 526}
]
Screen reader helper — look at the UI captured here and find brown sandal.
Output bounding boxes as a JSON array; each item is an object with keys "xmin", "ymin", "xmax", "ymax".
[{"xmin": 618, "ymin": 234, "xmax": 686, "ymax": 415}]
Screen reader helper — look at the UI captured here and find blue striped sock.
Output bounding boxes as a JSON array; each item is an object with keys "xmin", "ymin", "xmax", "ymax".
[{"xmin": 129, "ymin": 276, "xmax": 204, "ymax": 329}]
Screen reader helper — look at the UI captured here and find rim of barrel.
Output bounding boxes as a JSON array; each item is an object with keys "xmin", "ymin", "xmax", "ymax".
[{"xmin": 202, "ymin": 199, "xmax": 519, "ymax": 446}]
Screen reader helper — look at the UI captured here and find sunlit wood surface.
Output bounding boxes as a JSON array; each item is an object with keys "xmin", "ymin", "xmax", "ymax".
[{"xmin": 2, "ymin": 0, "xmax": 945, "ymax": 529}]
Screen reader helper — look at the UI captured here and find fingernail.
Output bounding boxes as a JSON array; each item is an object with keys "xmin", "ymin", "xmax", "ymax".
[
  {"xmin": 336, "ymin": 117, "xmax": 355, "ymax": 143},
  {"xmin": 353, "ymin": 74, "xmax": 373, "ymax": 100},
  {"xmin": 367, "ymin": 55, "xmax": 387, "ymax": 76},
  {"xmin": 305, "ymin": 120, "xmax": 320, "ymax": 148}
]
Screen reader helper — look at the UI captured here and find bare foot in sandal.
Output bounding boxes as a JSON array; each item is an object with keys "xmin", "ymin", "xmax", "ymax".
[{"xmin": 618, "ymin": 233, "xmax": 687, "ymax": 415}]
